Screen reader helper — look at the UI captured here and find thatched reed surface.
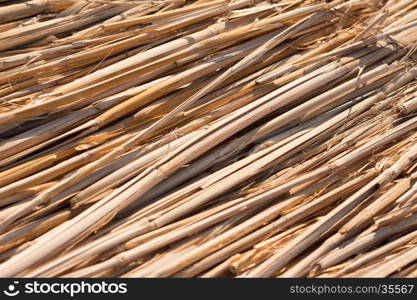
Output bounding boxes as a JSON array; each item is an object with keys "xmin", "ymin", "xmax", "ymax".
[{"xmin": 0, "ymin": 0, "xmax": 417, "ymax": 278}]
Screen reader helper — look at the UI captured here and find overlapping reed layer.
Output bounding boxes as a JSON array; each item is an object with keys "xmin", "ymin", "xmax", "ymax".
[{"xmin": 1, "ymin": 0, "xmax": 417, "ymax": 278}]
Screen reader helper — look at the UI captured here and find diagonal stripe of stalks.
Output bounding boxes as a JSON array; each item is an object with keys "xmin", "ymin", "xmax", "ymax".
[{"xmin": 1, "ymin": 0, "xmax": 417, "ymax": 279}]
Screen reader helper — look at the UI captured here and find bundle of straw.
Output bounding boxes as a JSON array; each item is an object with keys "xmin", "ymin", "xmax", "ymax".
[{"xmin": 0, "ymin": 0, "xmax": 417, "ymax": 278}]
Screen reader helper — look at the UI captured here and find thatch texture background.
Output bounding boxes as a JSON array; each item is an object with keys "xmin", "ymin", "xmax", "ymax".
[{"xmin": 0, "ymin": 0, "xmax": 417, "ymax": 277}]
